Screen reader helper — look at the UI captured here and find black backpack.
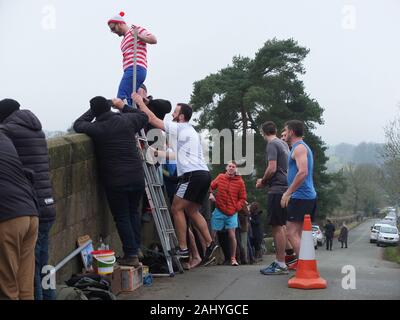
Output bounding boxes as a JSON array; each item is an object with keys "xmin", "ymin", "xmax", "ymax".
[{"xmin": 141, "ymin": 244, "xmax": 180, "ymax": 274}]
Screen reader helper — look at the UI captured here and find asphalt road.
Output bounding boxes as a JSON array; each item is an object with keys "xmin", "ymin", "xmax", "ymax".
[{"xmin": 121, "ymin": 219, "xmax": 400, "ymax": 300}]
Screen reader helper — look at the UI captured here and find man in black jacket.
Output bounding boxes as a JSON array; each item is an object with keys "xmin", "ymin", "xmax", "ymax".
[
  {"xmin": 0, "ymin": 98, "xmax": 56, "ymax": 300},
  {"xmin": 0, "ymin": 132, "xmax": 39, "ymax": 300},
  {"xmin": 324, "ymin": 219, "xmax": 336, "ymax": 251},
  {"xmin": 73, "ymin": 96, "xmax": 148, "ymax": 267}
]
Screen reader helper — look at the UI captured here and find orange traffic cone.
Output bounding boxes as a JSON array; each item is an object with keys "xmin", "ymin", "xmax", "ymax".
[{"xmin": 288, "ymin": 214, "xmax": 327, "ymax": 289}]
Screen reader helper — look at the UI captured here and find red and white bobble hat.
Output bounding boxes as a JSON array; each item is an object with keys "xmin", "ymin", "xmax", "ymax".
[{"xmin": 108, "ymin": 11, "xmax": 126, "ymax": 25}]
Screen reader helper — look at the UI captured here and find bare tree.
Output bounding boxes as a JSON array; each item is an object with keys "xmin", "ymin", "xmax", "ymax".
[
  {"xmin": 381, "ymin": 105, "xmax": 400, "ymax": 205},
  {"xmin": 383, "ymin": 105, "xmax": 400, "ymax": 160},
  {"xmin": 341, "ymin": 163, "xmax": 385, "ymax": 215}
]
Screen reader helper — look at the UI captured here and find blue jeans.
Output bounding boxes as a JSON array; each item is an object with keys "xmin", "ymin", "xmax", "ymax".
[
  {"xmin": 34, "ymin": 221, "xmax": 56, "ymax": 300},
  {"xmin": 105, "ymin": 182, "xmax": 145, "ymax": 257},
  {"xmin": 117, "ymin": 65, "xmax": 147, "ymax": 106}
]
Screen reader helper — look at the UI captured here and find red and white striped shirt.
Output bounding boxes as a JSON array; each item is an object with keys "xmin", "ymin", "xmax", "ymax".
[{"xmin": 121, "ymin": 25, "xmax": 152, "ymax": 70}]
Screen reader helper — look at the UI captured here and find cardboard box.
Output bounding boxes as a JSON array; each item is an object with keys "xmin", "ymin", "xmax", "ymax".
[{"xmin": 121, "ymin": 266, "xmax": 143, "ymax": 292}]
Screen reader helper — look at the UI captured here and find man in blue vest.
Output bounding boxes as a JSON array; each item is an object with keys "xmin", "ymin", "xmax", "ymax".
[{"xmin": 280, "ymin": 120, "xmax": 317, "ymax": 259}]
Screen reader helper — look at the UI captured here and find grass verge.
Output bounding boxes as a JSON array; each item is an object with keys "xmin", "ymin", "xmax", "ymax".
[{"xmin": 383, "ymin": 246, "xmax": 400, "ymax": 264}]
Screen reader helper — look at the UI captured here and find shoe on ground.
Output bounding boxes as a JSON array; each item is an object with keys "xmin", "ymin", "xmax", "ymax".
[
  {"xmin": 260, "ymin": 261, "xmax": 289, "ymax": 275},
  {"xmin": 117, "ymin": 255, "xmax": 140, "ymax": 268},
  {"xmin": 203, "ymin": 242, "xmax": 219, "ymax": 266},
  {"xmin": 231, "ymin": 258, "xmax": 239, "ymax": 266},
  {"xmin": 287, "ymin": 259, "xmax": 298, "ymax": 271},
  {"xmin": 204, "ymin": 256, "xmax": 216, "ymax": 267}
]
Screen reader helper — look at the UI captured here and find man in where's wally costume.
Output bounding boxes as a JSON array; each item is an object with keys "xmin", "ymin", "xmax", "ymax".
[{"xmin": 108, "ymin": 12, "xmax": 157, "ymax": 105}]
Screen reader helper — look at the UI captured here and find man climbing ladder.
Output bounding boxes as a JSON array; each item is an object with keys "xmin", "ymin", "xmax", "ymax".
[{"xmin": 108, "ymin": 11, "xmax": 157, "ymax": 105}]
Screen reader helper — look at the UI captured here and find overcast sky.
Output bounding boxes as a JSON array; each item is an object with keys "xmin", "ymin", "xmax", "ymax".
[{"xmin": 0, "ymin": 0, "xmax": 399, "ymax": 145}]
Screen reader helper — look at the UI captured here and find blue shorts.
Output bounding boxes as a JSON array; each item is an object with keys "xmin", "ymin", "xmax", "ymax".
[
  {"xmin": 211, "ymin": 208, "xmax": 238, "ymax": 231},
  {"xmin": 117, "ymin": 65, "xmax": 147, "ymax": 106}
]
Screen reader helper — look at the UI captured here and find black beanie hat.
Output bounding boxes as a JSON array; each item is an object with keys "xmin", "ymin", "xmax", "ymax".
[
  {"xmin": 90, "ymin": 96, "xmax": 111, "ymax": 117},
  {"xmin": 0, "ymin": 99, "xmax": 20, "ymax": 122}
]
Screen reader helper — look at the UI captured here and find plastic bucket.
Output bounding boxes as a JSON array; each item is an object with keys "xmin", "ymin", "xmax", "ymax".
[{"xmin": 91, "ymin": 250, "xmax": 116, "ymax": 275}]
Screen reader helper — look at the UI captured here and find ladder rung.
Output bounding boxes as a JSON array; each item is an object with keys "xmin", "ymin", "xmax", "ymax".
[
  {"xmin": 152, "ymin": 208, "xmax": 169, "ymax": 212},
  {"xmin": 148, "ymin": 206, "xmax": 168, "ymax": 210}
]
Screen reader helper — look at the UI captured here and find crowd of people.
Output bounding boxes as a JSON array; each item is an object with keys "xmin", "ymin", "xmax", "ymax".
[
  {"xmin": 0, "ymin": 12, "xmax": 323, "ymax": 300},
  {"xmin": 76, "ymin": 91, "xmax": 320, "ymax": 276}
]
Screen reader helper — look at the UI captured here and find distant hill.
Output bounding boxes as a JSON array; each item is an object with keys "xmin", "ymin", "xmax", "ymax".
[{"xmin": 326, "ymin": 142, "xmax": 384, "ymax": 172}]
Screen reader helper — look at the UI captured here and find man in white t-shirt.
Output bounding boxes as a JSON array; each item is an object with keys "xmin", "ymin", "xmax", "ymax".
[{"xmin": 115, "ymin": 93, "xmax": 219, "ymax": 265}]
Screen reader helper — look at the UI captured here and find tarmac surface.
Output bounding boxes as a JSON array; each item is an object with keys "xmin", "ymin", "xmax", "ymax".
[{"xmin": 120, "ymin": 219, "xmax": 400, "ymax": 300}]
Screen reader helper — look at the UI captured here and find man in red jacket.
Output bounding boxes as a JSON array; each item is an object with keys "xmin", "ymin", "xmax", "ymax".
[{"xmin": 209, "ymin": 161, "xmax": 247, "ymax": 266}]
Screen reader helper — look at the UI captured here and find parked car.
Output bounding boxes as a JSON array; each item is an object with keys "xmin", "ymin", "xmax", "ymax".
[
  {"xmin": 387, "ymin": 208, "xmax": 398, "ymax": 217},
  {"xmin": 384, "ymin": 215, "xmax": 397, "ymax": 224},
  {"xmin": 312, "ymin": 232, "xmax": 318, "ymax": 250},
  {"xmin": 272, "ymin": 236, "xmax": 318, "ymax": 250},
  {"xmin": 387, "ymin": 212, "xmax": 397, "ymax": 218},
  {"xmin": 376, "ymin": 226, "xmax": 399, "ymax": 247},
  {"xmin": 312, "ymin": 225, "xmax": 325, "ymax": 246},
  {"xmin": 370, "ymin": 222, "xmax": 391, "ymax": 243},
  {"xmin": 380, "ymin": 219, "xmax": 397, "ymax": 227}
]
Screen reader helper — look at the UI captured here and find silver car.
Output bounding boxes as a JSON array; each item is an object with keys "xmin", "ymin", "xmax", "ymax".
[
  {"xmin": 370, "ymin": 222, "xmax": 390, "ymax": 243},
  {"xmin": 312, "ymin": 225, "xmax": 325, "ymax": 247},
  {"xmin": 377, "ymin": 226, "xmax": 399, "ymax": 247},
  {"xmin": 380, "ymin": 219, "xmax": 397, "ymax": 227}
]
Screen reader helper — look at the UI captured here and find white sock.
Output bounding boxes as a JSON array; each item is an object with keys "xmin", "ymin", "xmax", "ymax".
[{"xmin": 276, "ymin": 260, "xmax": 287, "ymax": 268}]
